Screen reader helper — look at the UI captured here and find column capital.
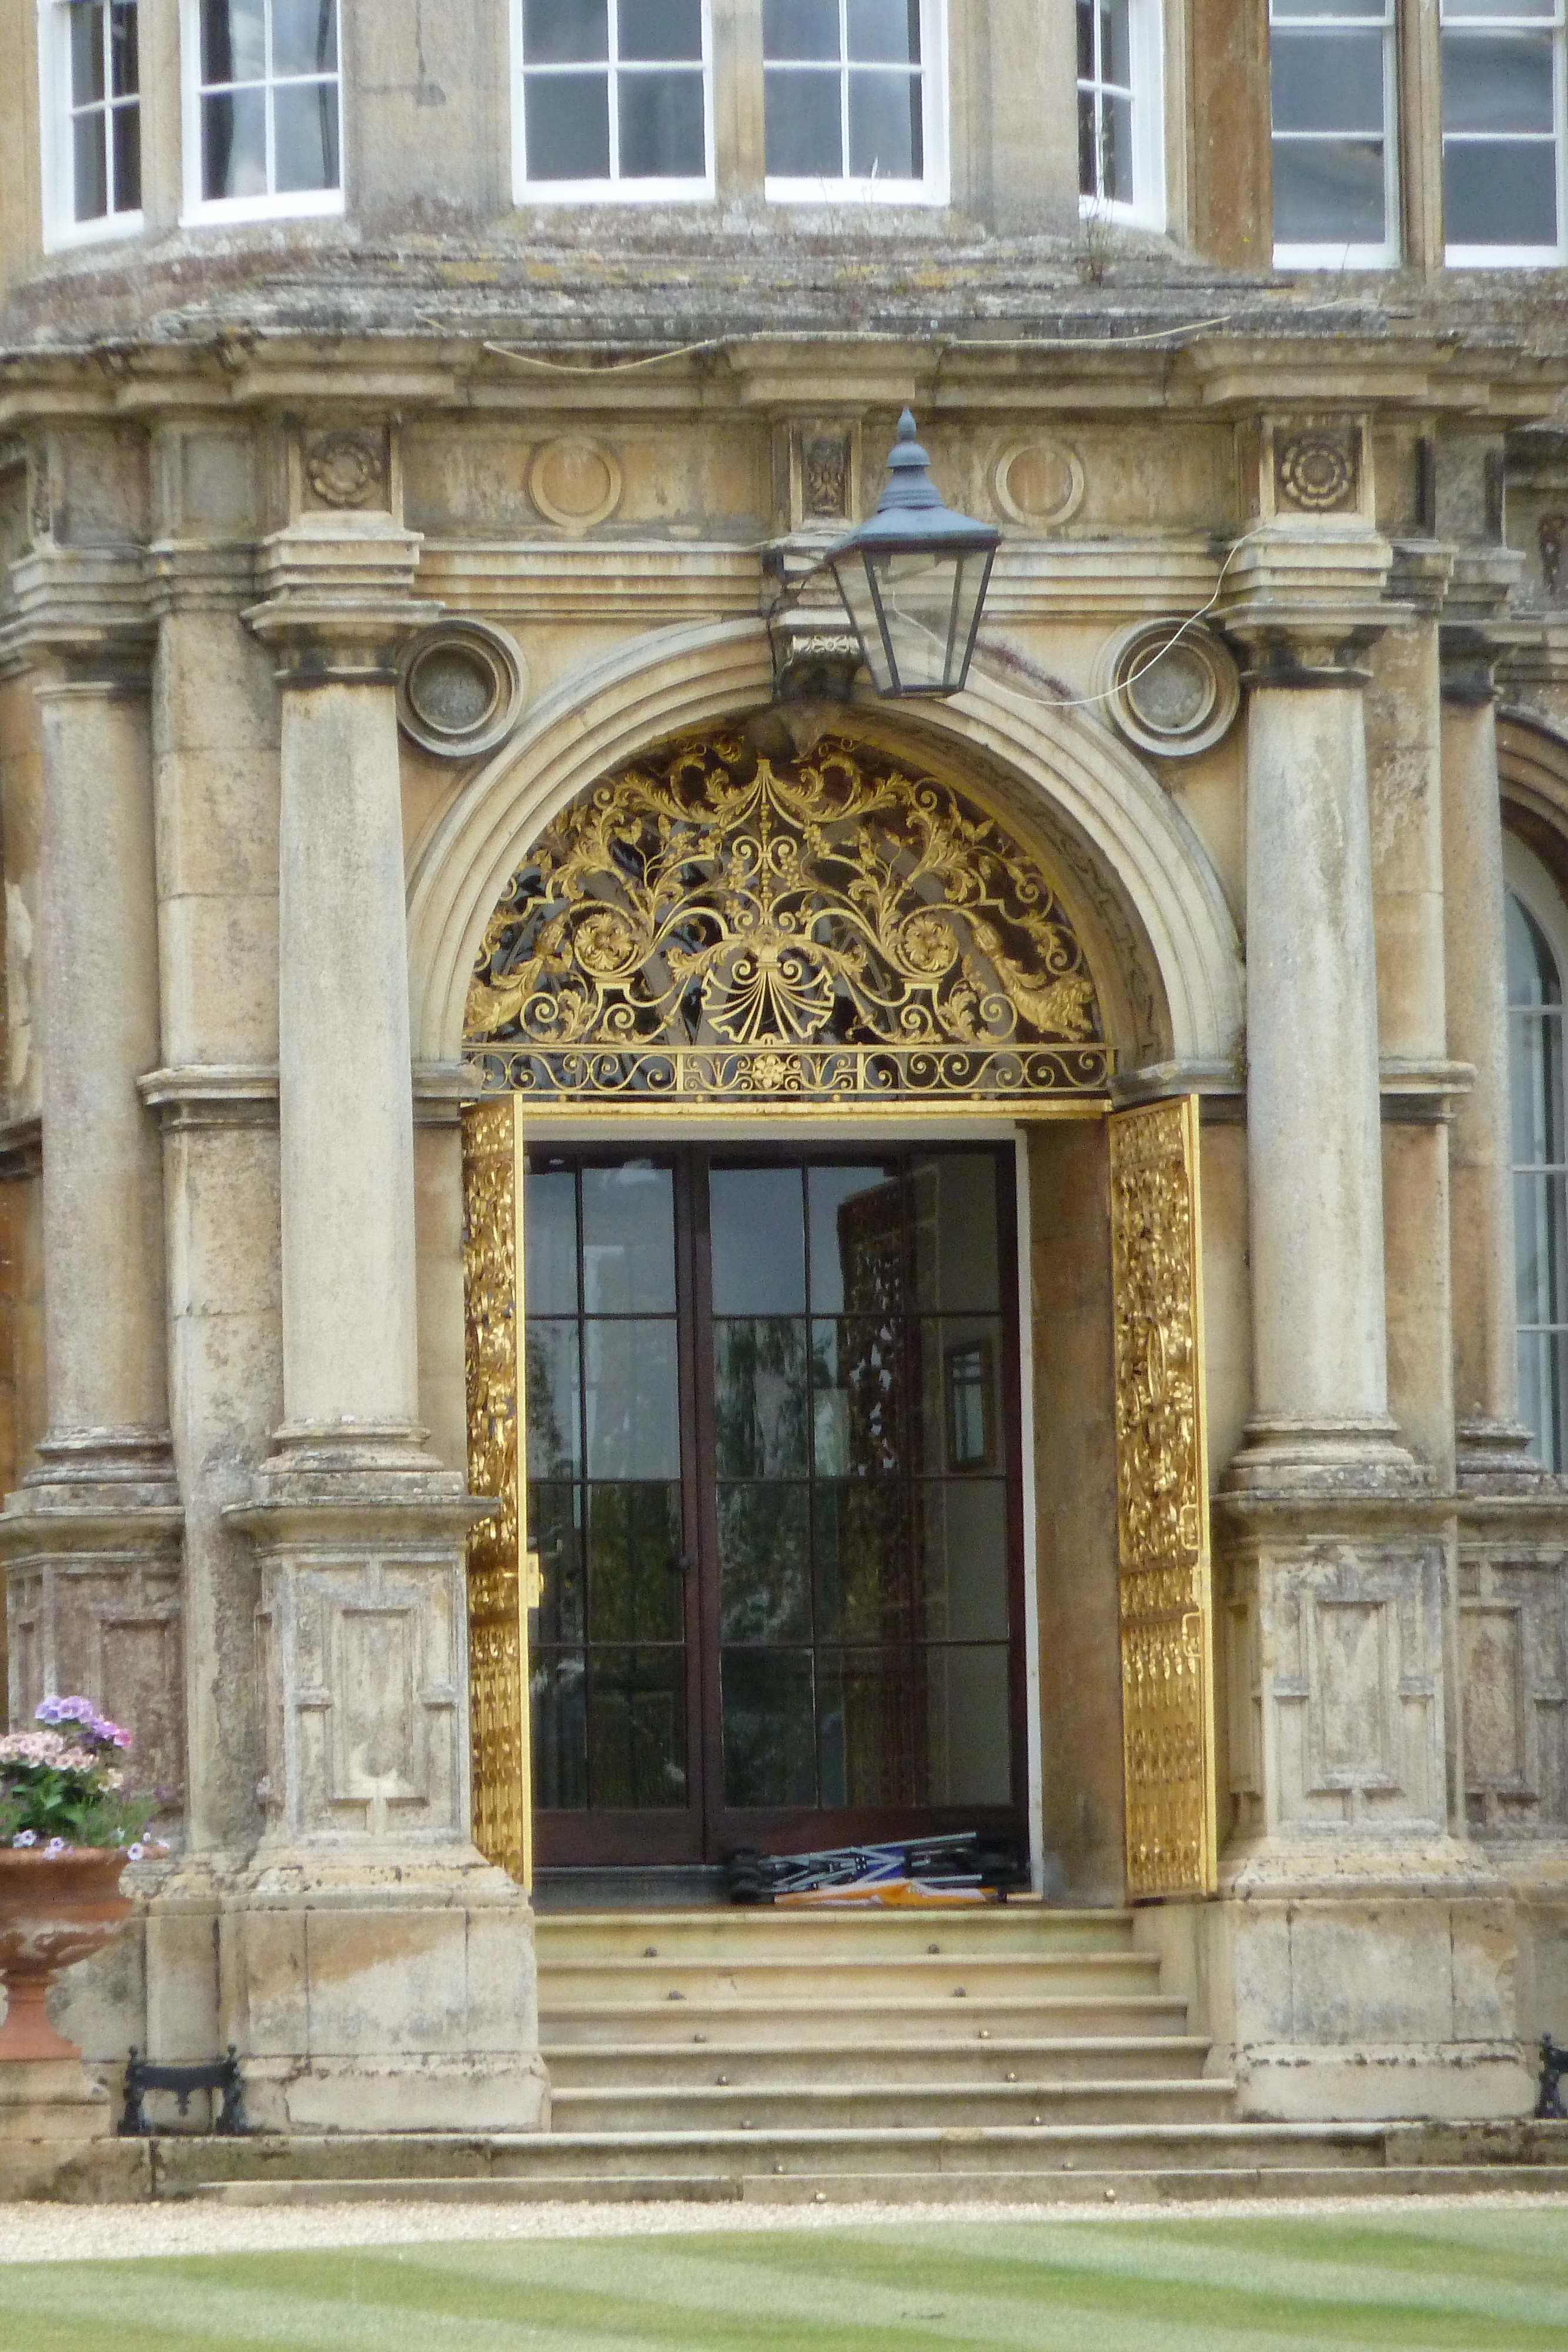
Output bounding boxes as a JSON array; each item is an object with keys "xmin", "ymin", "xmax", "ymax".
[
  {"xmin": 1218, "ymin": 522, "xmax": 1398, "ymax": 672},
  {"xmin": 3, "ymin": 546, "xmax": 155, "ymax": 689},
  {"xmin": 245, "ymin": 514, "xmax": 440, "ymax": 683},
  {"xmin": 1439, "ymin": 626, "xmax": 1503, "ymax": 708},
  {"xmin": 1437, "ymin": 547, "xmax": 1526, "ymax": 703}
]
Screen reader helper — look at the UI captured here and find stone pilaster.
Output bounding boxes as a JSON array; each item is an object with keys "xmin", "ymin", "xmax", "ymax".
[
  {"xmin": 220, "ymin": 503, "xmax": 544, "ymax": 2133},
  {"xmin": 0, "ymin": 545, "xmax": 185, "ymax": 1823},
  {"xmin": 1441, "ymin": 590, "xmax": 1544, "ymax": 1490}
]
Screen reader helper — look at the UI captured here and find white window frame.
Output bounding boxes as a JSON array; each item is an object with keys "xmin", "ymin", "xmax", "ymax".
[
  {"xmin": 764, "ymin": 0, "xmax": 950, "ymax": 209},
  {"xmin": 1076, "ymin": 0, "xmax": 1166, "ymax": 233},
  {"xmin": 37, "ymin": 0, "xmax": 145, "ymax": 252},
  {"xmin": 1269, "ymin": 0, "xmax": 1401, "ymax": 270},
  {"xmin": 510, "ymin": 0, "xmax": 715, "ymax": 204},
  {"xmin": 179, "ymin": 0, "xmax": 345, "ymax": 226},
  {"xmin": 1442, "ymin": 0, "xmax": 1567, "ymax": 269},
  {"xmin": 1505, "ymin": 833, "xmax": 1568, "ymax": 1469}
]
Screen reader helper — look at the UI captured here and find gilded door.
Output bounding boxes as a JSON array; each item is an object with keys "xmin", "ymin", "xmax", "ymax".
[
  {"xmin": 1107, "ymin": 1097, "xmax": 1218, "ymax": 1899},
  {"xmin": 461, "ymin": 1095, "xmax": 533, "ymax": 1889}
]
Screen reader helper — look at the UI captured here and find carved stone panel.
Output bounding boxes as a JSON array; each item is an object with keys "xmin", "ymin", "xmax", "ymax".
[
  {"xmin": 263, "ymin": 1549, "xmax": 463, "ymax": 1842},
  {"xmin": 1265, "ymin": 1537, "xmax": 1446, "ymax": 1831},
  {"xmin": 1459, "ymin": 1539, "xmax": 1568, "ymax": 1833}
]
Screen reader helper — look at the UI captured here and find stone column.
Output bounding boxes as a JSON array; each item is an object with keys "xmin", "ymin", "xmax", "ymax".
[
  {"xmin": 224, "ymin": 503, "xmax": 543, "ymax": 2134},
  {"xmin": 1229, "ymin": 630, "xmax": 1413, "ymax": 1486},
  {"xmin": 1440, "ymin": 630, "xmax": 1540, "ymax": 1486},
  {"xmin": 0, "ymin": 546, "xmax": 183, "ymax": 1813}
]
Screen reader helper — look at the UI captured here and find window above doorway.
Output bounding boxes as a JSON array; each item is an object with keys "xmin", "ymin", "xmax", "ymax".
[
  {"xmin": 181, "ymin": 0, "xmax": 343, "ymax": 223},
  {"xmin": 511, "ymin": 0, "xmax": 715, "ymax": 202},
  {"xmin": 1076, "ymin": 0, "xmax": 1166, "ymax": 230},
  {"xmin": 37, "ymin": 0, "xmax": 143, "ymax": 250},
  {"xmin": 763, "ymin": 0, "xmax": 948, "ymax": 206},
  {"xmin": 1442, "ymin": 0, "xmax": 1567, "ymax": 266},
  {"xmin": 1269, "ymin": 0, "xmax": 1400, "ymax": 269}
]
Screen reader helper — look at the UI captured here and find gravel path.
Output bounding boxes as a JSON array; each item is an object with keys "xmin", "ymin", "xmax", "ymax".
[{"xmin": 1, "ymin": 2188, "xmax": 1566, "ymax": 2263}]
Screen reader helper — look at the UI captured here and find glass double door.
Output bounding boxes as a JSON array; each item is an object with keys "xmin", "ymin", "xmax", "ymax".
[{"xmin": 523, "ymin": 1144, "xmax": 1025, "ymax": 1866}]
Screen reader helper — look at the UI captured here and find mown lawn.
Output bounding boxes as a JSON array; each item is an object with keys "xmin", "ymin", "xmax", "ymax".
[{"xmin": 2, "ymin": 2207, "xmax": 1565, "ymax": 2350}]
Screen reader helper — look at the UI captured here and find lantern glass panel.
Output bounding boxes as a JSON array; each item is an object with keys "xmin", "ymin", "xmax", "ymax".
[{"xmin": 846, "ymin": 546, "xmax": 991, "ymax": 696}]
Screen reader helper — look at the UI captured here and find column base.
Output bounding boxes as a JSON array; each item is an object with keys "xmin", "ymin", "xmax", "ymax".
[
  {"xmin": 1455, "ymin": 1415, "xmax": 1552, "ymax": 1494},
  {"xmin": 219, "ymin": 1847, "xmax": 548, "ymax": 2134},
  {"xmin": 218, "ymin": 1445, "xmax": 542, "ymax": 2132},
  {"xmin": 1222, "ymin": 1414, "xmax": 1430, "ymax": 1498},
  {"xmin": 1138, "ymin": 1840, "xmax": 1536, "ymax": 2122}
]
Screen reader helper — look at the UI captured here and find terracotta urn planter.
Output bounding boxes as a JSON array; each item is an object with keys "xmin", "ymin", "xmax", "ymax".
[{"xmin": 0, "ymin": 1849, "xmax": 132, "ymax": 2063}]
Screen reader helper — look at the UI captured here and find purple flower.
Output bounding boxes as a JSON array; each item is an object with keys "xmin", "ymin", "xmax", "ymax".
[
  {"xmin": 44, "ymin": 1838, "xmax": 68, "ymax": 1859},
  {"xmin": 126, "ymin": 1843, "xmax": 145, "ymax": 1862},
  {"xmin": 34, "ymin": 1698, "xmax": 63, "ymax": 1727},
  {"xmin": 11, "ymin": 1831, "xmax": 36, "ymax": 1849}
]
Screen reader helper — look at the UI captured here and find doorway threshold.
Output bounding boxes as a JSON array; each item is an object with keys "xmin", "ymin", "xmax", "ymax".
[{"xmin": 533, "ymin": 1867, "xmax": 728, "ymax": 1912}]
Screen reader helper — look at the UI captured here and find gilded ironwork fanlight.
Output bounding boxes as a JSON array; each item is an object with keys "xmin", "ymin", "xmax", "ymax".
[{"xmin": 464, "ymin": 733, "xmax": 1109, "ymax": 1106}]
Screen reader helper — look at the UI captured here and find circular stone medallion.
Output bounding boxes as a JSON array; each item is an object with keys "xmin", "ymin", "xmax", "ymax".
[
  {"xmin": 993, "ymin": 439, "xmax": 1085, "ymax": 528},
  {"xmin": 1094, "ymin": 620, "xmax": 1241, "ymax": 763},
  {"xmin": 397, "ymin": 622, "xmax": 527, "ymax": 760},
  {"xmin": 529, "ymin": 436, "xmax": 623, "ymax": 530}
]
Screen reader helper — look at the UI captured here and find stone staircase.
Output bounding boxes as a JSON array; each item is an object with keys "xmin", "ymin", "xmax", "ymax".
[{"xmin": 36, "ymin": 1901, "xmax": 1568, "ymax": 2203}]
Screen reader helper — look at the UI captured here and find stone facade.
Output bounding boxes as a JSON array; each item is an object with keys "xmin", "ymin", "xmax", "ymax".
[{"xmin": 1, "ymin": 0, "xmax": 1567, "ymax": 2132}]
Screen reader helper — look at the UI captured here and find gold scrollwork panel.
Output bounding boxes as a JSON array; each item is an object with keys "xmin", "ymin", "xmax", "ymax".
[
  {"xmin": 1108, "ymin": 1096, "xmax": 1218, "ymax": 1899},
  {"xmin": 464, "ymin": 731, "xmax": 1109, "ymax": 1107},
  {"xmin": 462, "ymin": 1093, "xmax": 531, "ymax": 1889}
]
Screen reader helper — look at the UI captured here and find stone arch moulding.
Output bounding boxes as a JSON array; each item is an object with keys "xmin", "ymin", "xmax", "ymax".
[
  {"xmin": 1500, "ymin": 706, "xmax": 1568, "ymax": 896},
  {"xmin": 405, "ymin": 617, "xmax": 1244, "ymax": 1074}
]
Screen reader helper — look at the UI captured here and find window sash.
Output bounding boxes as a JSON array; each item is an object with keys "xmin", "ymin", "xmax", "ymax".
[
  {"xmin": 764, "ymin": 0, "xmax": 947, "ymax": 202},
  {"xmin": 513, "ymin": 0, "xmax": 715, "ymax": 197},
  {"xmin": 1442, "ymin": 4, "xmax": 1567, "ymax": 260},
  {"xmin": 41, "ymin": 0, "xmax": 143, "ymax": 243},
  {"xmin": 182, "ymin": 0, "xmax": 345, "ymax": 219},
  {"xmin": 1269, "ymin": 0, "xmax": 1399, "ymax": 266}
]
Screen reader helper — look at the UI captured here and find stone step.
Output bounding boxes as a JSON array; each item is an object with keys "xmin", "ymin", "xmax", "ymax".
[
  {"xmin": 549, "ymin": 2079, "xmax": 1239, "ymax": 2132},
  {"xmin": 149, "ymin": 2120, "xmax": 1402, "ymax": 2191},
  {"xmin": 536, "ymin": 1953, "xmax": 1162, "ymax": 2005},
  {"xmin": 541, "ymin": 1995, "xmax": 1191, "ymax": 2046},
  {"xmin": 536, "ymin": 1905, "xmax": 1134, "ymax": 1963},
  {"xmin": 185, "ymin": 2160, "xmax": 1568, "ymax": 2209},
  {"xmin": 542, "ymin": 2034, "xmax": 1216, "ymax": 2089}
]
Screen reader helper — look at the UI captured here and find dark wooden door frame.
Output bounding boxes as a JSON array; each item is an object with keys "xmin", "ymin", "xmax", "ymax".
[{"xmin": 530, "ymin": 1142, "xmax": 1029, "ymax": 1871}]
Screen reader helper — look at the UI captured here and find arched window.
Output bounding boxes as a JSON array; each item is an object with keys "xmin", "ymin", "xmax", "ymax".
[{"xmin": 1506, "ymin": 837, "xmax": 1568, "ymax": 1469}]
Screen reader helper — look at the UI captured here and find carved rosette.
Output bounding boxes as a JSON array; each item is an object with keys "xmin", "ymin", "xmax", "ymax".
[
  {"xmin": 1108, "ymin": 1097, "xmax": 1218, "ymax": 1898},
  {"xmin": 462, "ymin": 1094, "xmax": 530, "ymax": 1887},
  {"xmin": 464, "ymin": 733, "xmax": 1108, "ymax": 1104}
]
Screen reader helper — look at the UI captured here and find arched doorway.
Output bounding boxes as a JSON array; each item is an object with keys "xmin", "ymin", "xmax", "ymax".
[{"xmin": 457, "ymin": 724, "xmax": 1216, "ymax": 1896}]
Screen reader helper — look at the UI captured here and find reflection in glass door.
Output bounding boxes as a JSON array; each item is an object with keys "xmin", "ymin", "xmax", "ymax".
[{"xmin": 523, "ymin": 1147, "xmax": 1023, "ymax": 1866}]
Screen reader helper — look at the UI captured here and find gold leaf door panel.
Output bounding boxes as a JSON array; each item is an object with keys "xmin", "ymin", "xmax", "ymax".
[
  {"xmin": 1107, "ymin": 1096, "xmax": 1218, "ymax": 1899},
  {"xmin": 462, "ymin": 1094, "xmax": 532, "ymax": 1890}
]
